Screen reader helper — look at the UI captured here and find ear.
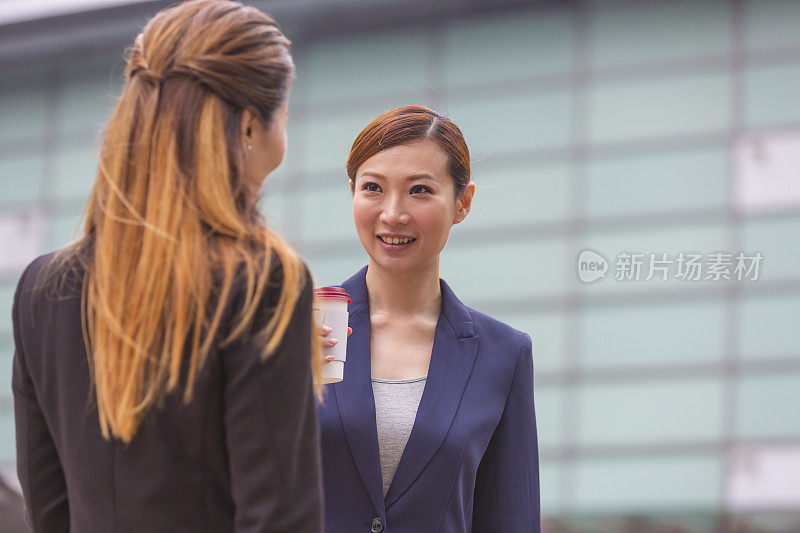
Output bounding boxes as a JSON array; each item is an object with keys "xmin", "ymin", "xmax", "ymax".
[
  {"xmin": 240, "ymin": 107, "xmax": 258, "ymax": 146},
  {"xmin": 453, "ymin": 181, "xmax": 475, "ymax": 224}
]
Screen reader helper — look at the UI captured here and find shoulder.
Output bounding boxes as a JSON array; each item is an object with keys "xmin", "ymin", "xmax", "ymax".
[
  {"xmin": 269, "ymin": 253, "xmax": 313, "ymax": 309},
  {"xmin": 14, "ymin": 248, "xmax": 83, "ymax": 308},
  {"xmin": 12, "ymin": 249, "xmax": 85, "ymax": 359},
  {"xmin": 16, "ymin": 251, "xmax": 56, "ymax": 292},
  {"xmin": 20, "ymin": 247, "xmax": 66, "ymax": 280},
  {"xmin": 464, "ymin": 306, "xmax": 532, "ymax": 364},
  {"xmin": 229, "ymin": 249, "xmax": 312, "ymax": 300},
  {"xmin": 224, "ymin": 249, "xmax": 313, "ymax": 331},
  {"xmin": 465, "ymin": 306, "xmax": 528, "ymax": 345}
]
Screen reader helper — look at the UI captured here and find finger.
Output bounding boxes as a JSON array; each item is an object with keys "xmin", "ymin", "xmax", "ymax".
[
  {"xmin": 319, "ymin": 325, "xmax": 333, "ymax": 337},
  {"xmin": 324, "ymin": 338, "xmax": 338, "ymax": 347},
  {"xmin": 347, "ymin": 327, "xmax": 353, "ymax": 336},
  {"xmin": 322, "ymin": 355, "xmax": 335, "ymax": 365}
]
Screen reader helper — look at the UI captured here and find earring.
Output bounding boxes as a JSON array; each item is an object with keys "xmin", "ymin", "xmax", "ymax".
[{"xmin": 247, "ymin": 145, "xmax": 252, "ymax": 150}]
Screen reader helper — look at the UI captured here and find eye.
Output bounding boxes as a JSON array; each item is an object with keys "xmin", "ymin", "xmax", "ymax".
[
  {"xmin": 410, "ymin": 184, "xmax": 431, "ymax": 195},
  {"xmin": 361, "ymin": 182, "xmax": 381, "ymax": 192}
]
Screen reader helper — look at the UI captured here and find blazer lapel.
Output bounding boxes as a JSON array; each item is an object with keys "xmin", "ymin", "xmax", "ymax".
[
  {"xmin": 384, "ymin": 278, "xmax": 479, "ymax": 508},
  {"xmin": 333, "ymin": 266, "xmax": 385, "ymax": 514}
]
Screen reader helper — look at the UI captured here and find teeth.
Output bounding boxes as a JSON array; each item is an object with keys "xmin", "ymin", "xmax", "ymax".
[{"xmin": 380, "ymin": 236, "xmax": 414, "ymax": 245}]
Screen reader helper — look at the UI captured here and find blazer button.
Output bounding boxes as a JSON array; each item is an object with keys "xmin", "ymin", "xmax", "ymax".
[{"xmin": 370, "ymin": 517, "xmax": 384, "ymax": 532}]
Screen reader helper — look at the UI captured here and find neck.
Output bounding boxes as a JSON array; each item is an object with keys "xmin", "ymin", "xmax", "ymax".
[{"xmin": 365, "ymin": 258, "xmax": 442, "ymax": 318}]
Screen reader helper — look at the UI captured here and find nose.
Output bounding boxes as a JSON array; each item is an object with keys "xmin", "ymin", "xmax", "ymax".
[{"xmin": 379, "ymin": 194, "xmax": 411, "ymax": 226}]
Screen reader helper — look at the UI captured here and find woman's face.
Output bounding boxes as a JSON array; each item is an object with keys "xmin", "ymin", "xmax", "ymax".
[{"xmin": 351, "ymin": 140, "xmax": 471, "ymax": 275}]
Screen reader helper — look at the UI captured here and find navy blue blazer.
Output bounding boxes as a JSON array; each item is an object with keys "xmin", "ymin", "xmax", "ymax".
[{"xmin": 318, "ymin": 266, "xmax": 540, "ymax": 533}]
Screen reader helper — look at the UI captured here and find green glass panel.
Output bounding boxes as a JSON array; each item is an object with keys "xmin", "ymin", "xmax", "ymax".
[
  {"xmin": 0, "ymin": 154, "xmax": 43, "ymax": 206},
  {"xmin": 304, "ymin": 111, "xmax": 383, "ymax": 174},
  {"xmin": 0, "ymin": 409, "xmax": 14, "ymax": 463},
  {"xmin": 739, "ymin": 293, "xmax": 800, "ymax": 360},
  {"xmin": 261, "ymin": 181, "xmax": 298, "ymax": 243},
  {"xmin": 574, "ymin": 454, "xmax": 722, "ymax": 513},
  {"xmin": 301, "ymin": 182, "xmax": 355, "ymax": 243},
  {"xmin": 449, "ymin": 89, "xmax": 571, "ymax": 155},
  {"xmin": 467, "ymin": 163, "xmax": 570, "ymax": 230},
  {"xmin": 578, "ymin": 377, "xmax": 724, "ymax": 446},
  {"xmin": 539, "ymin": 459, "xmax": 563, "ymax": 517},
  {"xmin": 303, "ymin": 30, "xmax": 428, "ymax": 104},
  {"xmin": 443, "ymin": 8, "xmax": 574, "ymax": 86},
  {"xmin": 742, "ymin": 215, "xmax": 800, "ymax": 282},
  {"xmin": 580, "ymin": 300, "xmax": 726, "ymax": 369},
  {"xmin": 0, "ymin": 283, "xmax": 15, "ymax": 336},
  {"xmin": 745, "ymin": 0, "xmax": 800, "ymax": 50},
  {"xmin": 0, "ymin": 347, "xmax": 12, "ymax": 398},
  {"xmin": 745, "ymin": 62, "xmax": 800, "ymax": 128},
  {"xmin": 534, "ymin": 385, "xmax": 562, "ymax": 450},
  {"xmin": 52, "ymin": 145, "xmax": 98, "ymax": 202},
  {"xmin": 57, "ymin": 58, "xmax": 122, "ymax": 135},
  {"xmin": 736, "ymin": 371, "xmax": 800, "ymax": 439},
  {"xmin": 589, "ymin": 0, "xmax": 730, "ymax": 67},
  {"xmin": 440, "ymin": 236, "xmax": 568, "ymax": 301},
  {"xmin": 586, "ymin": 148, "xmax": 728, "ymax": 218},
  {"xmin": 0, "ymin": 69, "xmax": 48, "ymax": 144},
  {"xmin": 589, "ymin": 72, "xmax": 730, "ymax": 144},
  {"xmin": 48, "ymin": 211, "xmax": 84, "ymax": 249},
  {"xmin": 279, "ymin": 115, "xmax": 304, "ymax": 174}
]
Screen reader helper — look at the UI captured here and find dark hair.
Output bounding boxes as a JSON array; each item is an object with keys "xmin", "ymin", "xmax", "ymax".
[{"xmin": 346, "ymin": 105, "xmax": 471, "ymax": 197}]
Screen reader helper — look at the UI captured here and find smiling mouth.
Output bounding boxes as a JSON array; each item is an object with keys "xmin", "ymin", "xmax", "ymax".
[{"xmin": 377, "ymin": 235, "xmax": 417, "ymax": 245}]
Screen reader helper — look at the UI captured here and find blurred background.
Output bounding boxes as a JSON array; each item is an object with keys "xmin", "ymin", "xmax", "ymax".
[{"xmin": 1, "ymin": 0, "xmax": 800, "ymax": 531}]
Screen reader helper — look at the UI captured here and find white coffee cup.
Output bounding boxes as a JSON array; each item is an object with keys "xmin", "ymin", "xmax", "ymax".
[{"xmin": 314, "ymin": 287, "xmax": 351, "ymax": 384}]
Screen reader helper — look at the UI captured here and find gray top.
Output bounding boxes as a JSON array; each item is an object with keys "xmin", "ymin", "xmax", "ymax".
[{"xmin": 371, "ymin": 375, "xmax": 427, "ymax": 496}]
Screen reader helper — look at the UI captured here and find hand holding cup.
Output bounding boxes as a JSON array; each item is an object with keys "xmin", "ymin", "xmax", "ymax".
[
  {"xmin": 319, "ymin": 326, "xmax": 353, "ymax": 364},
  {"xmin": 313, "ymin": 287, "xmax": 351, "ymax": 384}
]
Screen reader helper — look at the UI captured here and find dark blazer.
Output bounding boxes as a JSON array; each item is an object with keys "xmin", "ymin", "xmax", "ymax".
[
  {"xmin": 12, "ymin": 250, "xmax": 323, "ymax": 533},
  {"xmin": 319, "ymin": 266, "xmax": 540, "ymax": 533}
]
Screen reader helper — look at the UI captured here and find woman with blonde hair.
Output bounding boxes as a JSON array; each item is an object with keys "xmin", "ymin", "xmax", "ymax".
[{"xmin": 12, "ymin": 1, "xmax": 322, "ymax": 531}]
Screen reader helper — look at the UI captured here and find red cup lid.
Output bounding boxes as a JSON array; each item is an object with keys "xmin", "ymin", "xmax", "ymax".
[{"xmin": 314, "ymin": 286, "xmax": 351, "ymax": 305}]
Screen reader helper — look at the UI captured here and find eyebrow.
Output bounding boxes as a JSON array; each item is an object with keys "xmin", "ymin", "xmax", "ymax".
[{"xmin": 358, "ymin": 171, "xmax": 440, "ymax": 183}]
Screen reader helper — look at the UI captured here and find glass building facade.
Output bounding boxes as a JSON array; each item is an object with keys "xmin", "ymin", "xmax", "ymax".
[{"xmin": 1, "ymin": 0, "xmax": 799, "ymax": 530}]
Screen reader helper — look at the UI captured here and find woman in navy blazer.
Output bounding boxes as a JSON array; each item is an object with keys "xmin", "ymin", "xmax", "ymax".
[{"xmin": 318, "ymin": 106, "xmax": 540, "ymax": 532}]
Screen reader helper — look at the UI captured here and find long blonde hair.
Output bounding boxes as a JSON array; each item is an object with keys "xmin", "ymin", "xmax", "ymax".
[{"xmin": 54, "ymin": 0, "xmax": 319, "ymax": 442}]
